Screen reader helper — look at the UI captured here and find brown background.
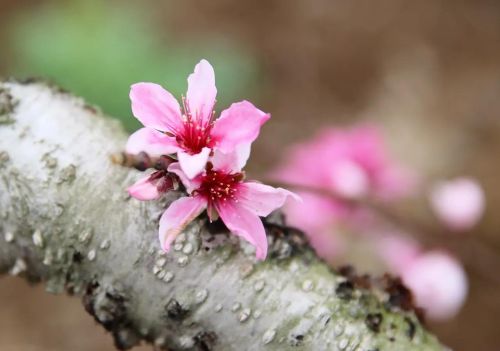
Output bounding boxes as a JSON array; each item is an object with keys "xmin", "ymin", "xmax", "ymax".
[{"xmin": 1, "ymin": 1, "xmax": 500, "ymax": 350}]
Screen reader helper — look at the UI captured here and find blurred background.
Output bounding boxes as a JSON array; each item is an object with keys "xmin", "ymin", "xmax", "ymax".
[{"xmin": 1, "ymin": 0, "xmax": 500, "ymax": 350}]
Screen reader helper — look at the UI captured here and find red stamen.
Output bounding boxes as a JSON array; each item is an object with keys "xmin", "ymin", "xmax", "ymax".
[
  {"xmin": 196, "ymin": 168, "xmax": 243, "ymax": 208},
  {"xmin": 175, "ymin": 96, "xmax": 216, "ymax": 154}
]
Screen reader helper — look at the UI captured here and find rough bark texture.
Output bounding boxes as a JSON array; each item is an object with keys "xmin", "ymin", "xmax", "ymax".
[{"xmin": 0, "ymin": 80, "xmax": 443, "ymax": 350}]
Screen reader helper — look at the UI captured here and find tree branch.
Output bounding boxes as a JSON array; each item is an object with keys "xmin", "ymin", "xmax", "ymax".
[{"xmin": 0, "ymin": 80, "xmax": 443, "ymax": 350}]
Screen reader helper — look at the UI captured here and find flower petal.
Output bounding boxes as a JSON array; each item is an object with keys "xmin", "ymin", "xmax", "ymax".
[
  {"xmin": 178, "ymin": 147, "xmax": 211, "ymax": 179},
  {"xmin": 328, "ymin": 159, "xmax": 369, "ymax": 198},
  {"xmin": 128, "ymin": 171, "xmax": 173, "ymax": 201},
  {"xmin": 216, "ymin": 201, "xmax": 268, "ymax": 260},
  {"xmin": 270, "ymin": 124, "xmax": 415, "ymax": 201},
  {"xmin": 211, "ymin": 101, "xmax": 270, "ymax": 153},
  {"xmin": 211, "ymin": 144, "xmax": 251, "ymax": 173},
  {"xmin": 376, "ymin": 234, "xmax": 421, "ymax": 273},
  {"xmin": 402, "ymin": 251, "xmax": 468, "ymax": 320},
  {"xmin": 130, "ymin": 83, "xmax": 183, "ymax": 133},
  {"xmin": 430, "ymin": 178, "xmax": 485, "ymax": 231},
  {"xmin": 126, "ymin": 128, "xmax": 180, "ymax": 156},
  {"xmin": 128, "ymin": 174, "xmax": 162, "ymax": 201},
  {"xmin": 237, "ymin": 181, "xmax": 300, "ymax": 217},
  {"xmin": 283, "ymin": 191, "xmax": 348, "ymax": 234},
  {"xmin": 186, "ymin": 59, "xmax": 217, "ymax": 124},
  {"xmin": 308, "ymin": 228, "xmax": 345, "ymax": 264},
  {"xmin": 159, "ymin": 196, "xmax": 207, "ymax": 252},
  {"xmin": 167, "ymin": 162, "xmax": 202, "ymax": 193}
]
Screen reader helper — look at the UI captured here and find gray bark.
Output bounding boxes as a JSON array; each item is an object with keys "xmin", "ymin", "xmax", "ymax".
[{"xmin": 0, "ymin": 80, "xmax": 443, "ymax": 350}]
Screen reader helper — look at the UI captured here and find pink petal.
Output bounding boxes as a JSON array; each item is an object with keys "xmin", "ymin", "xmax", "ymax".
[
  {"xmin": 375, "ymin": 166, "xmax": 418, "ymax": 200},
  {"xmin": 211, "ymin": 144, "xmax": 251, "ymax": 173},
  {"xmin": 237, "ymin": 181, "xmax": 300, "ymax": 217},
  {"xmin": 126, "ymin": 128, "xmax": 180, "ymax": 156},
  {"xmin": 167, "ymin": 162, "xmax": 202, "ymax": 193},
  {"xmin": 211, "ymin": 101, "xmax": 270, "ymax": 153},
  {"xmin": 130, "ymin": 83, "xmax": 183, "ymax": 133},
  {"xmin": 128, "ymin": 171, "xmax": 173, "ymax": 201},
  {"xmin": 308, "ymin": 228, "xmax": 345, "ymax": 264},
  {"xmin": 128, "ymin": 174, "xmax": 162, "ymax": 201},
  {"xmin": 216, "ymin": 200, "xmax": 268, "ymax": 260},
  {"xmin": 270, "ymin": 124, "xmax": 414, "ymax": 202},
  {"xmin": 159, "ymin": 196, "xmax": 207, "ymax": 252},
  {"xmin": 328, "ymin": 159, "xmax": 369, "ymax": 198},
  {"xmin": 283, "ymin": 191, "xmax": 349, "ymax": 234},
  {"xmin": 178, "ymin": 147, "xmax": 211, "ymax": 179},
  {"xmin": 186, "ymin": 59, "xmax": 217, "ymax": 124},
  {"xmin": 376, "ymin": 234, "xmax": 422, "ymax": 273},
  {"xmin": 430, "ymin": 178, "xmax": 485, "ymax": 231},
  {"xmin": 402, "ymin": 251, "xmax": 468, "ymax": 320}
]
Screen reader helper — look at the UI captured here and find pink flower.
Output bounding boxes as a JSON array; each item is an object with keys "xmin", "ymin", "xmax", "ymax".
[
  {"xmin": 430, "ymin": 177, "xmax": 485, "ymax": 231},
  {"xmin": 272, "ymin": 125, "xmax": 415, "ymax": 261},
  {"xmin": 272, "ymin": 125, "xmax": 415, "ymax": 200},
  {"xmin": 401, "ymin": 251, "xmax": 468, "ymax": 321},
  {"xmin": 126, "ymin": 59, "xmax": 270, "ymax": 179},
  {"xmin": 128, "ymin": 170, "xmax": 175, "ymax": 200},
  {"xmin": 159, "ymin": 151, "xmax": 298, "ymax": 260}
]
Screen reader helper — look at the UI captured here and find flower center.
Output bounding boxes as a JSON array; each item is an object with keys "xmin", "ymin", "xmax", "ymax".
[
  {"xmin": 175, "ymin": 97, "xmax": 215, "ymax": 154},
  {"xmin": 197, "ymin": 167, "xmax": 244, "ymax": 205}
]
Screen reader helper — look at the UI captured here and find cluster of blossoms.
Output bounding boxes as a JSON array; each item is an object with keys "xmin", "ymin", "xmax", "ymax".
[
  {"xmin": 271, "ymin": 126, "xmax": 485, "ymax": 320},
  {"xmin": 271, "ymin": 126, "xmax": 416, "ymax": 259},
  {"xmin": 126, "ymin": 60, "xmax": 297, "ymax": 260},
  {"xmin": 125, "ymin": 59, "xmax": 485, "ymax": 320}
]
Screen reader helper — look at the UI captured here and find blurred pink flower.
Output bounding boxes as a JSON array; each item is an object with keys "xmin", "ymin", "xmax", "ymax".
[
  {"xmin": 160, "ymin": 150, "xmax": 298, "ymax": 260},
  {"xmin": 127, "ymin": 59, "xmax": 270, "ymax": 179},
  {"xmin": 401, "ymin": 251, "xmax": 468, "ymax": 321},
  {"xmin": 272, "ymin": 125, "xmax": 415, "ymax": 260},
  {"xmin": 285, "ymin": 191, "xmax": 349, "ymax": 260},
  {"xmin": 376, "ymin": 235, "xmax": 468, "ymax": 320},
  {"xmin": 376, "ymin": 234, "xmax": 422, "ymax": 272},
  {"xmin": 430, "ymin": 177, "xmax": 485, "ymax": 231},
  {"xmin": 272, "ymin": 125, "xmax": 415, "ymax": 200}
]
